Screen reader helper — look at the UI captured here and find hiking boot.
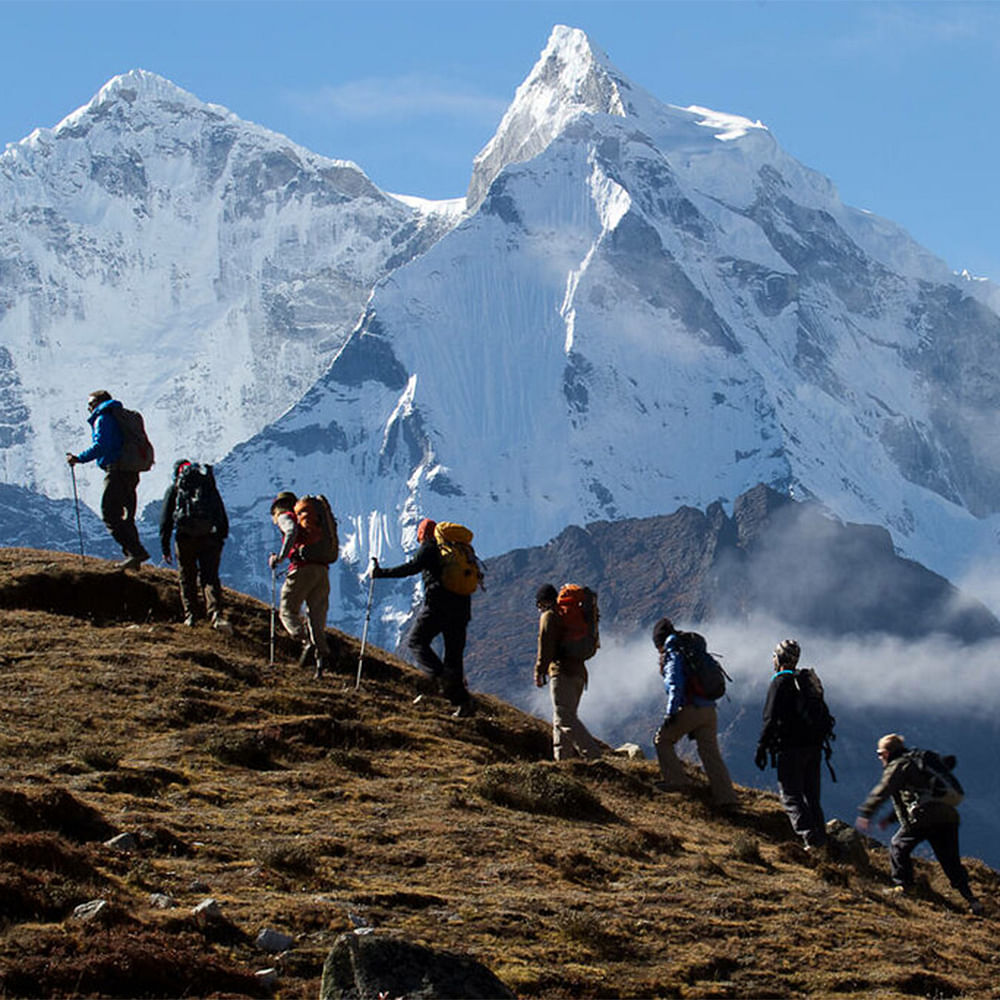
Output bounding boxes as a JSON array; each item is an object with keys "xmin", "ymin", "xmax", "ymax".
[
  {"xmin": 211, "ymin": 614, "xmax": 232, "ymax": 634},
  {"xmin": 183, "ymin": 614, "xmax": 197, "ymax": 627},
  {"xmin": 116, "ymin": 556, "xmax": 143, "ymax": 571},
  {"xmin": 883, "ymin": 885, "xmax": 909, "ymax": 899},
  {"xmin": 967, "ymin": 897, "xmax": 984, "ymax": 916},
  {"xmin": 313, "ymin": 656, "xmax": 326, "ymax": 680},
  {"xmin": 451, "ymin": 699, "xmax": 476, "ymax": 719},
  {"xmin": 297, "ymin": 643, "xmax": 315, "ymax": 669}
]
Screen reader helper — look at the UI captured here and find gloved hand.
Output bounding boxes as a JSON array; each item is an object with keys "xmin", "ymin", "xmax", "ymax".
[
  {"xmin": 534, "ymin": 669, "xmax": 548, "ymax": 688},
  {"xmin": 162, "ymin": 550, "xmax": 172, "ymax": 565},
  {"xmin": 754, "ymin": 744, "xmax": 768, "ymax": 770},
  {"xmin": 268, "ymin": 553, "xmax": 280, "ymax": 571},
  {"xmin": 371, "ymin": 561, "xmax": 385, "ymax": 579}
]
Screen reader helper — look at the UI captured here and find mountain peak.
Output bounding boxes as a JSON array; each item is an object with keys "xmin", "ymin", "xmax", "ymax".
[
  {"xmin": 53, "ymin": 69, "xmax": 230, "ymax": 135},
  {"xmin": 467, "ymin": 25, "xmax": 628, "ymax": 209}
]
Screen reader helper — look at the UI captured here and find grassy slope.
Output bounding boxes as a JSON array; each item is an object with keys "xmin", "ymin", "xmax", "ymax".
[{"xmin": 0, "ymin": 548, "xmax": 997, "ymax": 999}]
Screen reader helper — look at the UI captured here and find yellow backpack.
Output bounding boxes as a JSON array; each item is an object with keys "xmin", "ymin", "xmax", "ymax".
[{"xmin": 433, "ymin": 522, "xmax": 483, "ymax": 596}]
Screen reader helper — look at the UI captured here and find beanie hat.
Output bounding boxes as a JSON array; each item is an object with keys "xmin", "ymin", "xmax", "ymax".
[
  {"xmin": 774, "ymin": 639, "xmax": 801, "ymax": 667},
  {"xmin": 536, "ymin": 583, "xmax": 558, "ymax": 605},
  {"xmin": 270, "ymin": 491, "xmax": 297, "ymax": 515},
  {"xmin": 652, "ymin": 617, "xmax": 675, "ymax": 650}
]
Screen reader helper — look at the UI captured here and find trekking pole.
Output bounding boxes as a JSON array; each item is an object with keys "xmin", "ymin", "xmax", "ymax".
[
  {"xmin": 269, "ymin": 565, "xmax": 277, "ymax": 667},
  {"xmin": 70, "ymin": 463, "xmax": 85, "ymax": 563},
  {"xmin": 355, "ymin": 563, "xmax": 376, "ymax": 690}
]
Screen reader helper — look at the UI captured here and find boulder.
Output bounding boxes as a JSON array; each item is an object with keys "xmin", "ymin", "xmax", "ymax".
[{"xmin": 320, "ymin": 931, "xmax": 515, "ymax": 1000}]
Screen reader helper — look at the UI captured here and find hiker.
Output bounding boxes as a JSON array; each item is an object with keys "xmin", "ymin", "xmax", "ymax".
[
  {"xmin": 856, "ymin": 733, "xmax": 984, "ymax": 914},
  {"xmin": 372, "ymin": 518, "xmax": 477, "ymax": 718},
  {"xmin": 534, "ymin": 583, "xmax": 602, "ymax": 760},
  {"xmin": 267, "ymin": 491, "xmax": 335, "ymax": 679},
  {"xmin": 755, "ymin": 639, "xmax": 833, "ymax": 851},
  {"xmin": 652, "ymin": 618, "xmax": 738, "ymax": 809},
  {"xmin": 66, "ymin": 390, "xmax": 151, "ymax": 570},
  {"xmin": 159, "ymin": 460, "xmax": 230, "ymax": 630}
]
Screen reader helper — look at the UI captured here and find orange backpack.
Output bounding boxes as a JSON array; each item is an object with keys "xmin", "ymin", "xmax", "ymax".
[
  {"xmin": 556, "ymin": 584, "xmax": 600, "ymax": 660},
  {"xmin": 293, "ymin": 495, "xmax": 339, "ymax": 564}
]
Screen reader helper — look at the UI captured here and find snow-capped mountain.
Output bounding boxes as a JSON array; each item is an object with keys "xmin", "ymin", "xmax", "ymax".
[
  {"xmin": 0, "ymin": 69, "xmax": 457, "ymax": 508},
  {"xmin": 216, "ymin": 25, "xmax": 1000, "ymax": 639}
]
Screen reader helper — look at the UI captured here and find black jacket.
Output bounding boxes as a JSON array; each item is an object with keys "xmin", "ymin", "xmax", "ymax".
[
  {"xmin": 759, "ymin": 669, "xmax": 823, "ymax": 751},
  {"xmin": 378, "ymin": 539, "xmax": 471, "ymax": 622}
]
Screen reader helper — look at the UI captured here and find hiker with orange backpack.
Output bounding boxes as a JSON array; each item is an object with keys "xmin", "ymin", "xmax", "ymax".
[
  {"xmin": 652, "ymin": 618, "xmax": 738, "ymax": 810},
  {"xmin": 534, "ymin": 583, "xmax": 603, "ymax": 760},
  {"xmin": 372, "ymin": 518, "xmax": 480, "ymax": 718},
  {"xmin": 66, "ymin": 390, "xmax": 153, "ymax": 570},
  {"xmin": 267, "ymin": 491, "xmax": 339, "ymax": 679}
]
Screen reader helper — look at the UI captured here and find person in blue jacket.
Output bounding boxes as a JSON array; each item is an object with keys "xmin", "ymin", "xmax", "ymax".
[
  {"xmin": 652, "ymin": 617, "xmax": 738, "ymax": 809},
  {"xmin": 66, "ymin": 390, "xmax": 150, "ymax": 569}
]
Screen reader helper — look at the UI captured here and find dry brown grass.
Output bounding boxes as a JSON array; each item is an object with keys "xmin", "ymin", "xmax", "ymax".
[{"xmin": 0, "ymin": 547, "xmax": 998, "ymax": 999}]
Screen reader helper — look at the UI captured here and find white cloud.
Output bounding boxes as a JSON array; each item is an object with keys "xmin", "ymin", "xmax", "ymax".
[{"xmin": 284, "ymin": 76, "xmax": 508, "ymax": 123}]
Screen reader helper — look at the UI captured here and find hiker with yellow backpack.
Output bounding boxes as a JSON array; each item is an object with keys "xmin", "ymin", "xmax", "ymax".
[
  {"xmin": 372, "ymin": 518, "xmax": 482, "ymax": 718},
  {"xmin": 267, "ymin": 491, "xmax": 339, "ymax": 679}
]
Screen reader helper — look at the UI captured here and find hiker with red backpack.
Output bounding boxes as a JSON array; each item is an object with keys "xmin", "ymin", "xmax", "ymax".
[
  {"xmin": 755, "ymin": 639, "xmax": 834, "ymax": 852},
  {"xmin": 534, "ymin": 583, "xmax": 603, "ymax": 761},
  {"xmin": 267, "ymin": 491, "xmax": 339, "ymax": 679},
  {"xmin": 652, "ymin": 618, "xmax": 738, "ymax": 810},
  {"xmin": 66, "ymin": 390, "xmax": 153, "ymax": 570},
  {"xmin": 372, "ymin": 518, "xmax": 480, "ymax": 718},
  {"xmin": 159, "ymin": 459, "xmax": 230, "ymax": 630},
  {"xmin": 856, "ymin": 733, "xmax": 984, "ymax": 914}
]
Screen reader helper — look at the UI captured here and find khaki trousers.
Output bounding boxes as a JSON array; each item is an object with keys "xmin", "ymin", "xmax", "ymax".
[
  {"xmin": 279, "ymin": 562, "xmax": 330, "ymax": 655},
  {"xmin": 654, "ymin": 703, "xmax": 737, "ymax": 806},
  {"xmin": 550, "ymin": 672, "xmax": 602, "ymax": 760}
]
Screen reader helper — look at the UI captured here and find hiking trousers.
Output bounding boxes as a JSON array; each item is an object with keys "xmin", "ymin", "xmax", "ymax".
[
  {"xmin": 279, "ymin": 562, "xmax": 330, "ymax": 656},
  {"xmin": 549, "ymin": 671, "xmax": 602, "ymax": 760},
  {"xmin": 776, "ymin": 745, "xmax": 827, "ymax": 848},
  {"xmin": 407, "ymin": 602, "xmax": 469, "ymax": 707},
  {"xmin": 102, "ymin": 470, "xmax": 149, "ymax": 560},
  {"xmin": 175, "ymin": 534, "xmax": 224, "ymax": 621},
  {"xmin": 890, "ymin": 820, "xmax": 972, "ymax": 896},
  {"xmin": 655, "ymin": 703, "xmax": 738, "ymax": 806}
]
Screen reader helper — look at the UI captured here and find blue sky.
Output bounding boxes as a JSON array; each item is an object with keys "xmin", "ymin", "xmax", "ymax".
[{"xmin": 3, "ymin": 1, "xmax": 998, "ymax": 281}]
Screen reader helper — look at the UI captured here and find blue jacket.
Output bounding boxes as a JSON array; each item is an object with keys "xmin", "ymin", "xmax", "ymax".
[
  {"xmin": 661, "ymin": 633, "xmax": 715, "ymax": 717},
  {"xmin": 76, "ymin": 399, "xmax": 124, "ymax": 470}
]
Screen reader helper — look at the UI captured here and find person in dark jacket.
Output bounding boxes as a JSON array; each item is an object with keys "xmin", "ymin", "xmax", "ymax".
[
  {"xmin": 159, "ymin": 459, "xmax": 230, "ymax": 630},
  {"xmin": 856, "ymin": 733, "xmax": 983, "ymax": 914},
  {"xmin": 652, "ymin": 617, "xmax": 737, "ymax": 809},
  {"xmin": 755, "ymin": 639, "xmax": 829, "ymax": 850},
  {"xmin": 66, "ymin": 390, "xmax": 150, "ymax": 570},
  {"xmin": 372, "ymin": 517, "xmax": 474, "ymax": 717}
]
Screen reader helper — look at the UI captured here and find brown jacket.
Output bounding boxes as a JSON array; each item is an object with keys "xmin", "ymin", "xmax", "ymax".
[{"xmin": 534, "ymin": 608, "xmax": 587, "ymax": 686}]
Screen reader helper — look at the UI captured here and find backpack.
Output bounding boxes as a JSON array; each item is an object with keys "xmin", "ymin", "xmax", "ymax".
[
  {"xmin": 433, "ymin": 522, "xmax": 483, "ymax": 596},
  {"xmin": 674, "ymin": 631, "xmax": 728, "ymax": 701},
  {"xmin": 173, "ymin": 463, "xmax": 223, "ymax": 537},
  {"xmin": 906, "ymin": 748, "xmax": 964, "ymax": 809},
  {"xmin": 792, "ymin": 668, "xmax": 836, "ymax": 745},
  {"xmin": 293, "ymin": 495, "xmax": 339, "ymax": 564},
  {"xmin": 112, "ymin": 408, "xmax": 155, "ymax": 472},
  {"xmin": 555, "ymin": 584, "xmax": 600, "ymax": 660}
]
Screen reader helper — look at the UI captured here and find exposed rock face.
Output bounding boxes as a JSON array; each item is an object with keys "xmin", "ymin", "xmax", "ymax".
[{"xmin": 320, "ymin": 932, "xmax": 515, "ymax": 1000}]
